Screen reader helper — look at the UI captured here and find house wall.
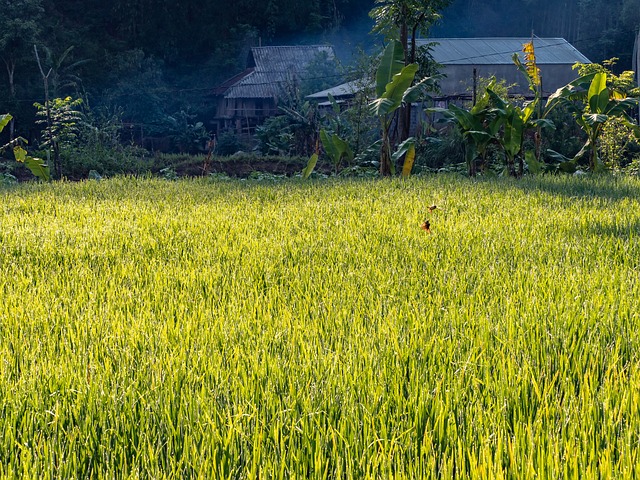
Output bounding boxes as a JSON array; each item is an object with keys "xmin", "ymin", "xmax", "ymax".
[
  {"xmin": 211, "ymin": 97, "xmax": 278, "ymax": 135},
  {"xmin": 439, "ymin": 63, "xmax": 580, "ymax": 98}
]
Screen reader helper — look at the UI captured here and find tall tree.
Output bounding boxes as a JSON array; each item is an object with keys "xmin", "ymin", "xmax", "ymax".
[{"xmin": 370, "ymin": 0, "xmax": 452, "ymax": 145}]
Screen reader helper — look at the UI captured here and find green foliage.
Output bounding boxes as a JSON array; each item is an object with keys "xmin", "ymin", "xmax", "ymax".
[
  {"xmin": 0, "ymin": 112, "xmax": 10, "ymax": 131},
  {"xmin": 396, "ymin": 137, "xmax": 416, "ymax": 177},
  {"xmin": 0, "ymin": 113, "xmax": 50, "ymax": 181},
  {"xmin": 320, "ymin": 129, "xmax": 354, "ymax": 173},
  {"xmin": 277, "ymin": 101, "xmax": 319, "ymax": 157},
  {"xmin": 317, "ymin": 51, "xmax": 379, "ymax": 161},
  {"xmin": 167, "ymin": 110, "xmax": 209, "ymax": 154},
  {"xmin": 417, "ymin": 127, "xmax": 466, "ymax": 171},
  {"xmin": 375, "ymin": 40, "xmax": 405, "ymax": 97},
  {"xmin": 12, "ymin": 145, "xmax": 50, "ymax": 181},
  {"xmin": 600, "ymin": 118, "xmax": 640, "ymax": 172},
  {"xmin": 370, "ymin": 0, "xmax": 452, "ymax": 63},
  {"xmin": 470, "ymin": 75, "xmax": 516, "ymax": 110},
  {"xmin": 256, "ymin": 101, "xmax": 319, "ymax": 157},
  {"xmin": 101, "ymin": 50, "xmax": 169, "ymax": 126},
  {"xmin": 0, "ymin": 0, "xmax": 44, "ymax": 102},
  {"xmin": 370, "ymin": 40, "xmax": 438, "ymax": 176},
  {"xmin": 547, "ymin": 71, "xmax": 640, "ymax": 171},
  {"xmin": 34, "ymin": 96, "xmax": 84, "ymax": 150},
  {"xmin": 301, "ymin": 153, "xmax": 318, "ymax": 179},
  {"xmin": 255, "ymin": 116, "xmax": 293, "ymax": 155},
  {"xmin": 574, "ymin": 59, "xmax": 640, "ymax": 97},
  {"xmin": 0, "ymin": 172, "xmax": 18, "ymax": 185},
  {"xmin": 427, "ymin": 100, "xmax": 502, "ymax": 176},
  {"xmin": 215, "ymin": 131, "xmax": 244, "ymax": 156}
]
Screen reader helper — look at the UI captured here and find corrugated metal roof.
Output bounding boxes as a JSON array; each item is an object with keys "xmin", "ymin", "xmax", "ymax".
[
  {"xmin": 420, "ymin": 38, "xmax": 590, "ymax": 65},
  {"xmin": 306, "ymin": 79, "xmax": 369, "ymax": 99},
  {"xmin": 224, "ymin": 45, "xmax": 335, "ymax": 99}
]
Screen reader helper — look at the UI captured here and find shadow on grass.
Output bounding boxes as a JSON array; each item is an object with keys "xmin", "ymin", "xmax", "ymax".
[{"xmin": 511, "ymin": 174, "xmax": 640, "ymax": 202}]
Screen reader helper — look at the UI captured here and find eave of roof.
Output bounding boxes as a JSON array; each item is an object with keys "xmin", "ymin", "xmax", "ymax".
[
  {"xmin": 212, "ymin": 68, "xmax": 254, "ymax": 96},
  {"xmin": 306, "ymin": 79, "xmax": 369, "ymax": 99}
]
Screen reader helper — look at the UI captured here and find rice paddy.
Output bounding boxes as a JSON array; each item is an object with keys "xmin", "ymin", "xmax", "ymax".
[{"xmin": 1, "ymin": 174, "xmax": 640, "ymax": 478}]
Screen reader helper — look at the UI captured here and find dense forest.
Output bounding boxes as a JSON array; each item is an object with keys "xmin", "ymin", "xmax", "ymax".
[{"xmin": 1, "ymin": 0, "xmax": 639, "ymax": 146}]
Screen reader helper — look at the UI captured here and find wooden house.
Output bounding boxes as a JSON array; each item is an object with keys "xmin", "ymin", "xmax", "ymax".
[{"xmin": 212, "ymin": 45, "xmax": 335, "ymax": 135}]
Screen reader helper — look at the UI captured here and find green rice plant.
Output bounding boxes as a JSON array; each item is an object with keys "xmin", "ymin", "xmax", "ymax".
[{"xmin": 1, "ymin": 174, "xmax": 640, "ymax": 478}]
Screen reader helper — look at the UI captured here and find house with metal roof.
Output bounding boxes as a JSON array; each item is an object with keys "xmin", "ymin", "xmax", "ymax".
[
  {"xmin": 424, "ymin": 37, "xmax": 590, "ymax": 100},
  {"xmin": 308, "ymin": 37, "xmax": 590, "ymax": 104},
  {"xmin": 212, "ymin": 45, "xmax": 335, "ymax": 135}
]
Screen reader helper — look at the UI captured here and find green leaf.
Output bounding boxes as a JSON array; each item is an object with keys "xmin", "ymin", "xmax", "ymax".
[
  {"xmin": 503, "ymin": 111, "xmax": 524, "ymax": 158},
  {"xmin": 13, "ymin": 145, "xmax": 28, "ymax": 162},
  {"xmin": 582, "ymin": 113, "xmax": 608, "ymax": 126},
  {"xmin": 302, "ymin": 154, "xmax": 318, "ymax": 179},
  {"xmin": 331, "ymin": 134, "xmax": 354, "ymax": 163},
  {"xmin": 320, "ymin": 130, "xmax": 353, "ymax": 166},
  {"xmin": 588, "ymin": 72, "xmax": 609, "ymax": 114},
  {"xmin": 392, "ymin": 137, "xmax": 415, "ymax": 163},
  {"xmin": 320, "ymin": 129, "xmax": 338, "ymax": 163},
  {"xmin": 398, "ymin": 140, "xmax": 416, "ymax": 178},
  {"xmin": 525, "ymin": 150, "xmax": 544, "ymax": 174},
  {"xmin": 532, "ymin": 118, "xmax": 555, "ymax": 130},
  {"xmin": 522, "ymin": 100, "xmax": 538, "ymax": 122},
  {"xmin": 0, "ymin": 114, "xmax": 12, "ymax": 133},
  {"xmin": 376, "ymin": 40, "xmax": 405, "ymax": 98},
  {"xmin": 546, "ymin": 72, "xmax": 597, "ymax": 109},
  {"xmin": 14, "ymin": 146, "xmax": 50, "ymax": 181},
  {"xmin": 486, "ymin": 88, "xmax": 508, "ymax": 110},
  {"xmin": 446, "ymin": 104, "xmax": 476, "ymax": 130},
  {"xmin": 403, "ymin": 75, "xmax": 440, "ymax": 104},
  {"xmin": 371, "ymin": 64, "xmax": 419, "ymax": 117}
]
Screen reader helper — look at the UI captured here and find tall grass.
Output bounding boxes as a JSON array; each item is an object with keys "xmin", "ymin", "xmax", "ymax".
[{"xmin": 1, "ymin": 175, "xmax": 639, "ymax": 478}]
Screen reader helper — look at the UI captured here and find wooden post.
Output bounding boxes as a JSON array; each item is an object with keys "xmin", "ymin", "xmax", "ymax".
[{"xmin": 472, "ymin": 67, "xmax": 477, "ymax": 106}]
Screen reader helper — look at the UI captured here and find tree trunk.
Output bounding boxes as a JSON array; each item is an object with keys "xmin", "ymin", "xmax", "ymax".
[
  {"xmin": 518, "ymin": 154, "xmax": 524, "ymax": 177},
  {"xmin": 3, "ymin": 57, "xmax": 16, "ymax": 140},
  {"xmin": 34, "ymin": 45, "xmax": 61, "ymax": 179},
  {"xmin": 380, "ymin": 124, "xmax": 392, "ymax": 176}
]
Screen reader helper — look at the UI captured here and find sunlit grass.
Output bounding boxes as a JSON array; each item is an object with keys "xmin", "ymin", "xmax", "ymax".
[{"xmin": 1, "ymin": 174, "xmax": 640, "ymax": 478}]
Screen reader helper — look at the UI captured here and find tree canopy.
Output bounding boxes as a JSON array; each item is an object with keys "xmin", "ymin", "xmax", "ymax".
[{"xmin": 0, "ymin": 0, "xmax": 638, "ymax": 141}]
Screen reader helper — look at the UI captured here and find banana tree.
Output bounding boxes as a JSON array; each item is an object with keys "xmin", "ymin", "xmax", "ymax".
[
  {"xmin": 320, "ymin": 129, "xmax": 354, "ymax": 174},
  {"xmin": 370, "ymin": 40, "xmax": 437, "ymax": 176},
  {"xmin": 546, "ymin": 72, "xmax": 640, "ymax": 171},
  {"xmin": 427, "ymin": 102, "xmax": 502, "ymax": 176},
  {"xmin": 486, "ymin": 89, "xmax": 554, "ymax": 177}
]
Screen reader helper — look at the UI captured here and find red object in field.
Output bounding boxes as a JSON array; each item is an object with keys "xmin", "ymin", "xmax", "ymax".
[{"xmin": 421, "ymin": 220, "xmax": 431, "ymax": 233}]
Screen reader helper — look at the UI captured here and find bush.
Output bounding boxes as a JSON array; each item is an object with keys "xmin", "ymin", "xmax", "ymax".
[
  {"xmin": 416, "ymin": 128, "xmax": 465, "ymax": 171},
  {"xmin": 215, "ymin": 131, "xmax": 243, "ymax": 156},
  {"xmin": 599, "ymin": 118, "xmax": 640, "ymax": 172}
]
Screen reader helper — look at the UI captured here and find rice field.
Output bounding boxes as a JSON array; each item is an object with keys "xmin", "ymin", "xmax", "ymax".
[{"xmin": 1, "ymin": 174, "xmax": 640, "ymax": 479}]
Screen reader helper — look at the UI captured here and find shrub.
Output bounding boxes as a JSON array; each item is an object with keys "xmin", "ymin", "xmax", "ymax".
[{"xmin": 215, "ymin": 131, "xmax": 243, "ymax": 156}]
